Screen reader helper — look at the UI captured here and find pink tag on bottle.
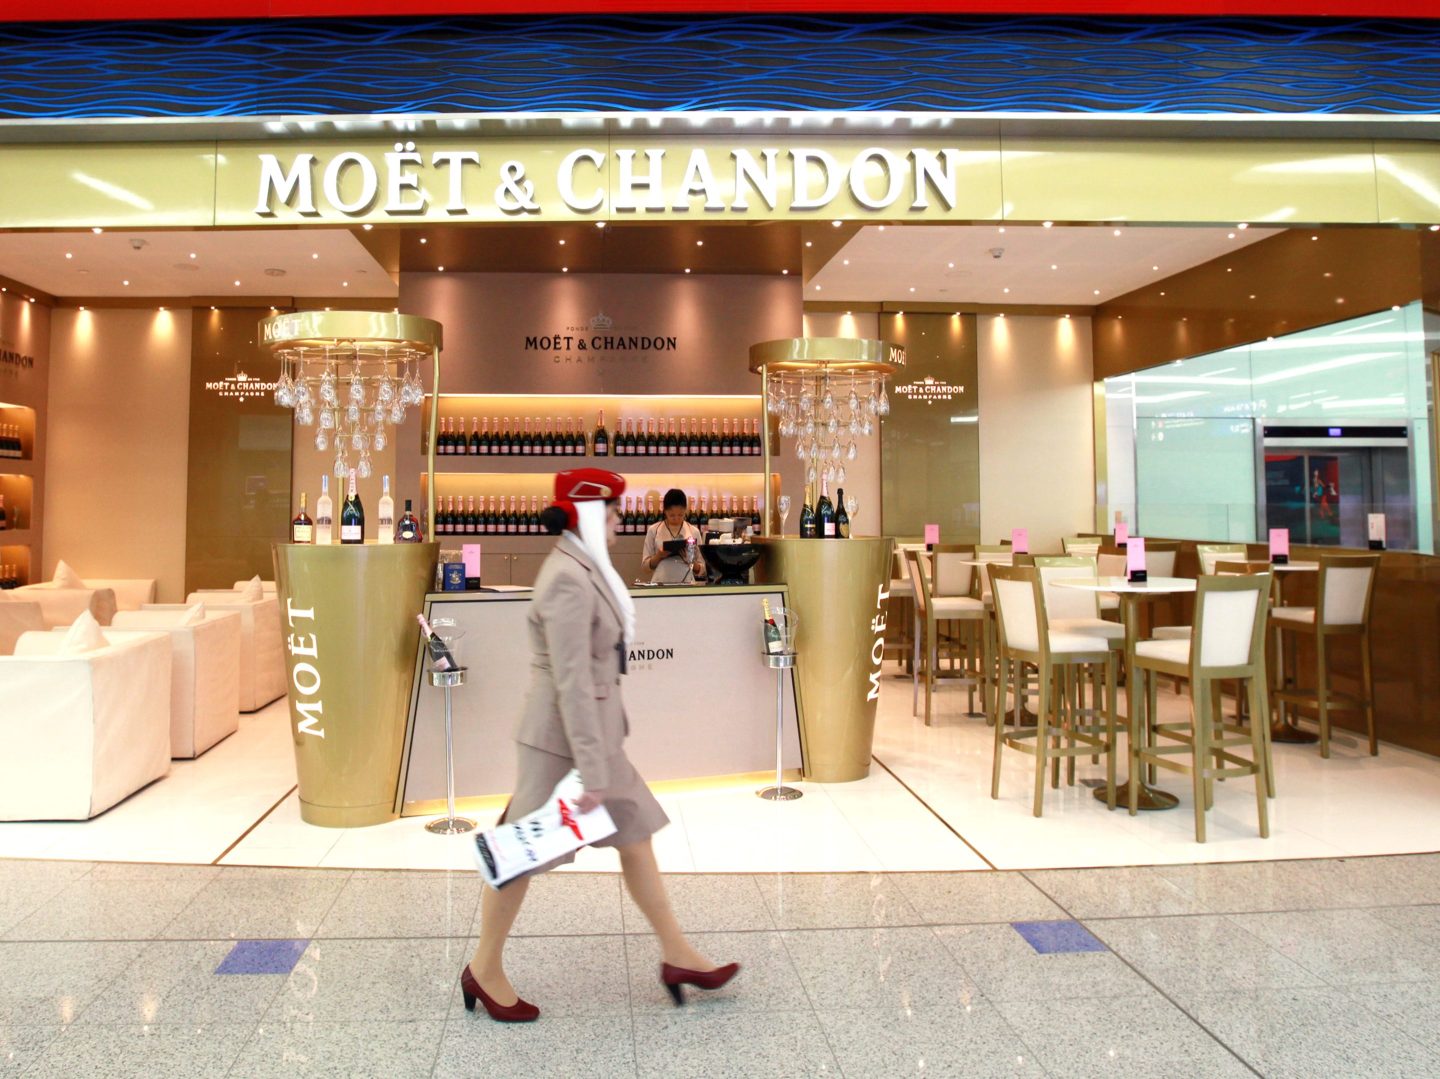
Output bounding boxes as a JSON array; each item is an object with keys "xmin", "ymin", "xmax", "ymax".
[
  {"xmin": 924, "ymin": 524, "xmax": 940, "ymax": 546},
  {"xmin": 1269, "ymin": 528, "xmax": 1290, "ymax": 561},
  {"xmin": 1127, "ymin": 536, "xmax": 1146, "ymax": 579},
  {"xmin": 463, "ymin": 543, "xmax": 481, "ymax": 581},
  {"xmin": 1010, "ymin": 528, "xmax": 1029, "ymax": 553},
  {"xmin": 1115, "ymin": 522, "xmax": 1129, "ymax": 547}
]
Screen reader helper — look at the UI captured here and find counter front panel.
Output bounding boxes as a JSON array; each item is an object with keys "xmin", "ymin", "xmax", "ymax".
[{"xmin": 399, "ymin": 584, "xmax": 801, "ymax": 814}]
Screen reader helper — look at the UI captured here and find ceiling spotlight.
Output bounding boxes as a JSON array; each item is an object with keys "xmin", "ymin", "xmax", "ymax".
[
  {"xmin": 595, "ymin": 221, "xmax": 606, "ymax": 228},
  {"xmin": 1226, "ymin": 268, "xmax": 1233, "ymax": 273},
  {"xmin": 1063, "ymin": 313, "xmax": 1070, "ymax": 319},
  {"xmin": 311, "ymin": 253, "xmax": 318, "ymax": 260},
  {"xmin": 1430, "ymin": 224, "xmax": 1440, "ymax": 231},
  {"xmin": 877, "ymin": 225, "xmax": 885, "ymax": 231},
  {"xmin": 233, "ymin": 279, "xmax": 241, "ymax": 286},
  {"xmin": 361, "ymin": 223, "xmax": 373, "ymax": 230},
  {"xmin": 947, "ymin": 262, "xmax": 954, "ymax": 268},
  {"xmin": 1312, "ymin": 235, "xmax": 1320, "ymax": 240},
  {"xmin": 191, "ymin": 253, "xmax": 198, "ymax": 259},
  {"xmin": 122, "ymin": 279, "xmax": 130, "ymax": 286},
  {"xmin": 91, "ymin": 226, "xmax": 103, "ymax": 234},
  {"xmin": 437, "ymin": 265, "xmax": 445, "ymax": 272},
  {"xmin": 1152, "ymin": 265, "xmax": 1159, "ymax": 271},
  {"xmin": 1250, "ymin": 294, "xmax": 1256, "ymax": 299},
  {"xmin": 342, "ymin": 281, "xmax": 349, "ymax": 287},
  {"xmin": 1042, "ymin": 221, "xmax": 1053, "ymax": 228},
  {"xmin": 1050, "ymin": 264, "xmax": 1058, "ymax": 270},
  {"xmin": 158, "ymin": 306, "xmax": 166, "ymax": 312},
  {"xmin": 998, "ymin": 226, "xmax": 1006, "ymax": 233},
  {"xmin": 64, "ymin": 252, "xmax": 73, "ymax": 260},
  {"xmin": 419, "ymin": 237, "xmax": 427, "ymax": 244},
  {"xmin": 684, "ymin": 268, "xmax": 691, "ymax": 274},
  {"xmin": 562, "ymin": 266, "xmax": 568, "ymax": 272},
  {"xmin": 909, "ymin": 286, "xmax": 915, "ymax": 292},
  {"xmin": 696, "ymin": 240, "xmax": 704, "ymax": 246},
  {"xmin": 558, "ymin": 239, "xmax": 566, "ymax": 245},
  {"xmin": 814, "ymin": 285, "xmax": 821, "ymax": 291},
  {"xmin": 782, "ymin": 269, "xmax": 789, "ymax": 275},
  {"xmin": 1003, "ymin": 287, "xmax": 1010, "ymax": 293},
  {"xmin": 843, "ymin": 259, "xmax": 849, "ymax": 265},
  {"xmin": 1392, "ymin": 304, "xmax": 1402, "ymax": 310},
  {"xmin": 805, "ymin": 241, "xmax": 812, "ymax": 248},
  {"xmin": 1113, "ymin": 229, "xmax": 1121, "ymax": 236},
  {"xmin": 1238, "ymin": 222, "xmax": 1249, "ymax": 229},
  {"xmin": 831, "ymin": 220, "xmax": 842, "ymax": 227},
  {"xmin": 1228, "ymin": 232, "xmax": 1236, "ymax": 239},
  {"xmin": 1093, "ymin": 289, "xmax": 1100, "ymax": 295}
]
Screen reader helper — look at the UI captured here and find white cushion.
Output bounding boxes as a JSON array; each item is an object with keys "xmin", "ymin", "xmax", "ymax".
[
  {"xmin": 1136, "ymin": 638, "xmax": 1191, "ymax": 664},
  {"xmin": 60, "ymin": 610, "xmax": 106, "ymax": 654},
  {"xmin": 52, "ymin": 560, "xmax": 83, "ymax": 589},
  {"xmin": 1273, "ymin": 606, "xmax": 1316, "ymax": 625},
  {"xmin": 10, "ymin": 584, "xmax": 118, "ymax": 629},
  {"xmin": 933, "ymin": 595, "xmax": 985, "ymax": 619},
  {"xmin": 1152, "ymin": 625, "xmax": 1192, "ymax": 640},
  {"xmin": 1050, "ymin": 617, "xmax": 1126, "ymax": 642},
  {"xmin": 180, "ymin": 602, "xmax": 206, "ymax": 626},
  {"xmin": 1049, "ymin": 630, "xmax": 1111, "ymax": 654},
  {"xmin": 232, "ymin": 580, "xmax": 278, "ymax": 594},
  {"xmin": 238, "ymin": 576, "xmax": 265, "ymax": 603}
]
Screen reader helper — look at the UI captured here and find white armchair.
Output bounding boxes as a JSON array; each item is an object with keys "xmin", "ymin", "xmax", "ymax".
[
  {"xmin": 10, "ymin": 582, "xmax": 118, "ymax": 629},
  {"xmin": 0, "ymin": 598, "xmax": 43, "ymax": 655},
  {"xmin": 0, "ymin": 630, "xmax": 172, "ymax": 820},
  {"xmin": 110, "ymin": 609, "xmax": 241, "ymax": 758},
  {"xmin": 232, "ymin": 580, "xmax": 277, "ymax": 595},
  {"xmin": 146, "ymin": 592, "xmax": 283, "ymax": 712}
]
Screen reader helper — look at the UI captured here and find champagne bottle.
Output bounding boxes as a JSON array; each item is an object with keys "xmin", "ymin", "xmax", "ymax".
[
  {"xmin": 417, "ymin": 614, "xmax": 459, "ymax": 672},
  {"xmin": 593, "ymin": 410, "xmax": 610, "ymax": 456},
  {"xmin": 315, "ymin": 475, "xmax": 334, "ymax": 545},
  {"xmin": 0, "ymin": 493, "xmax": 7, "ymax": 533},
  {"xmin": 818, "ymin": 478, "xmax": 836, "ymax": 538},
  {"xmin": 799, "ymin": 484, "xmax": 818, "ymax": 539},
  {"xmin": 487, "ymin": 418, "xmax": 500, "ymax": 455},
  {"xmin": 396, "ymin": 499, "xmax": 421, "ymax": 542},
  {"xmin": 436, "ymin": 417, "xmax": 447, "ymax": 455},
  {"xmin": 499, "ymin": 417, "xmax": 512, "ymax": 455},
  {"xmin": 836, "ymin": 487, "xmax": 850, "ymax": 539},
  {"xmin": 541, "ymin": 418, "xmax": 554, "ymax": 456},
  {"xmin": 469, "ymin": 417, "xmax": 481, "ymax": 455},
  {"xmin": 378, "ymin": 476, "xmax": 395, "ymax": 544},
  {"xmin": 341, "ymin": 468, "xmax": 365, "ymax": 544},
  {"xmin": 678, "ymin": 417, "xmax": 691, "ymax": 456},
  {"xmin": 762, "ymin": 596, "xmax": 784, "ymax": 655}
]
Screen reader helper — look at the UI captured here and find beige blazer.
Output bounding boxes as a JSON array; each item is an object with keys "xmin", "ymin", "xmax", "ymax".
[{"xmin": 515, "ymin": 533, "xmax": 629, "ymax": 792}]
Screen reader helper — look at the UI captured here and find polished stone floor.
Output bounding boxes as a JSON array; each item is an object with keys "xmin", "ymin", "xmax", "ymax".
[{"xmin": 4, "ymin": 855, "xmax": 1440, "ymax": 1077}]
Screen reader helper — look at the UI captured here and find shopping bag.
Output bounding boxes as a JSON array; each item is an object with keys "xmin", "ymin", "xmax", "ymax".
[{"xmin": 472, "ymin": 769, "xmax": 617, "ymax": 889}]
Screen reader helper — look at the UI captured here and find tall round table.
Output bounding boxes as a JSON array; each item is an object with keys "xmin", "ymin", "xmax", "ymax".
[{"xmin": 1053, "ymin": 575, "xmax": 1197, "ymax": 811}]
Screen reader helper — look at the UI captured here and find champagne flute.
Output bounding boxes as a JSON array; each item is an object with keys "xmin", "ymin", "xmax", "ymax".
[
  {"xmin": 778, "ymin": 494, "xmax": 791, "ymax": 535},
  {"xmin": 845, "ymin": 494, "xmax": 858, "ymax": 528}
]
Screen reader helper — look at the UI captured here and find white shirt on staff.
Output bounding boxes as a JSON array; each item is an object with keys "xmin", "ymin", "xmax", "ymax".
[{"xmin": 641, "ymin": 519, "xmax": 704, "ymax": 584}]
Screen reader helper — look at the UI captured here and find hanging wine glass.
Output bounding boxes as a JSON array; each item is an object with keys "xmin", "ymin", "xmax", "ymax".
[
  {"xmin": 861, "ymin": 417, "xmax": 874, "ymax": 437},
  {"xmin": 877, "ymin": 388, "xmax": 891, "ymax": 416},
  {"xmin": 807, "ymin": 465, "xmax": 817, "ymax": 486},
  {"xmin": 314, "ymin": 428, "xmax": 329, "ymax": 452},
  {"xmin": 333, "ymin": 449, "xmax": 348, "ymax": 477},
  {"xmin": 836, "ymin": 465, "xmax": 846, "ymax": 485},
  {"xmin": 847, "ymin": 440, "xmax": 858, "ymax": 460},
  {"xmin": 389, "ymin": 403, "xmax": 406, "ymax": 424},
  {"xmin": 373, "ymin": 428, "xmax": 387, "ymax": 451},
  {"xmin": 345, "ymin": 403, "xmax": 361, "ymax": 425},
  {"xmin": 295, "ymin": 403, "xmax": 315, "ymax": 427},
  {"xmin": 318, "ymin": 370, "xmax": 337, "ymax": 407},
  {"xmin": 319, "ymin": 408, "xmax": 335, "ymax": 430},
  {"xmin": 350, "ymin": 428, "xmax": 365, "ymax": 450},
  {"xmin": 357, "ymin": 449, "xmax": 373, "ymax": 479}
]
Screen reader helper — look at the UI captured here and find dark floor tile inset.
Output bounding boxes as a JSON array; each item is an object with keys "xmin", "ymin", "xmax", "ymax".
[
  {"xmin": 216, "ymin": 939, "xmax": 310, "ymax": 976},
  {"xmin": 1011, "ymin": 920, "xmax": 1107, "ymax": 955}
]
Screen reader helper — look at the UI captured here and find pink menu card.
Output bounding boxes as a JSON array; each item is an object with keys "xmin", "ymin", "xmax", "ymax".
[
  {"xmin": 1010, "ymin": 528, "xmax": 1029, "ymax": 553},
  {"xmin": 924, "ymin": 524, "xmax": 940, "ymax": 546},
  {"xmin": 1127, "ymin": 536, "xmax": 1147, "ymax": 578}
]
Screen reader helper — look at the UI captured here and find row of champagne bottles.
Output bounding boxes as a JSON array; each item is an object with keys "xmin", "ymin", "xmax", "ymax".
[
  {"xmin": 0, "ymin": 425, "xmax": 24, "ymax": 459},
  {"xmin": 290, "ymin": 473, "xmax": 422, "ymax": 545},
  {"xmin": 798, "ymin": 480, "xmax": 851, "ymax": 539},
  {"xmin": 435, "ymin": 412, "xmax": 764, "ymax": 458},
  {"xmin": 432, "ymin": 491, "xmax": 762, "ymax": 535},
  {"xmin": 0, "ymin": 565, "xmax": 23, "ymax": 589}
]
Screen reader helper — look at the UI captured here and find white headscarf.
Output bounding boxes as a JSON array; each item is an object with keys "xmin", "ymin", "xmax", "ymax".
[{"xmin": 573, "ymin": 498, "xmax": 636, "ymax": 644}]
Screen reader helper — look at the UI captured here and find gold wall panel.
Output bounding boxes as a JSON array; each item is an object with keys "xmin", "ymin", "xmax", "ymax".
[
  {"xmin": 1001, "ymin": 138, "xmax": 1382, "ymax": 225},
  {"xmin": 753, "ymin": 536, "xmax": 894, "ymax": 782},
  {"xmin": 0, "ymin": 143, "xmax": 218, "ymax": 229},
  {"xmin": 275, "ymin": 541, "xmax": 439, "ymax": 826},
  {"xmin": 879, "ymin": 312, "xmax": 980, "ymax": 540},
  {"xmin": 1374, "ymin": 141, "xmax": 1440, "ymax": 224}
]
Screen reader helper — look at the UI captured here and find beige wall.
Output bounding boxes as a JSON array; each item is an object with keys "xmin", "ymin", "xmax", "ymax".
[
  {"xmin": 47, "ymin": 308, "xmax": 193, "ymax": 601},
  {"xmin": 977, "ymin": 315, "xmax": 1094, "ymax": 552}
]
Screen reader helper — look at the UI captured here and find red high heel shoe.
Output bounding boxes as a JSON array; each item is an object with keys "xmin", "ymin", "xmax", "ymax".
[
  {"xmin": 460, "ymin": 965, "xmax": 540, "ymax": 1022},
  {"xmin": 660, "ymin": 962, "xmax": 740, "ymax": 1006}
]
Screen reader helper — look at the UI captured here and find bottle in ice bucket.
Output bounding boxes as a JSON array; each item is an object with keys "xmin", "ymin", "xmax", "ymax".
[
  {"xmin": 762, "ymin": 597, "xmax": 784, "ymax": 655},
  {"xmin": 417, "ymin": 614, "xmax": 459, "ymax": 671}
]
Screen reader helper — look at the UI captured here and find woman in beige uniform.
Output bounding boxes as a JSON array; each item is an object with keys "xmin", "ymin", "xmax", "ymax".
[{"xmin": 461, "ymin": 467, "xmax": 738, "ymax": 1022}]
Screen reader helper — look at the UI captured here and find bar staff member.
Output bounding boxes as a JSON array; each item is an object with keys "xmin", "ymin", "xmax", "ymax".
[{"xmin": 641, "ymin": 489, "xmax": 706, "ymax": 584}]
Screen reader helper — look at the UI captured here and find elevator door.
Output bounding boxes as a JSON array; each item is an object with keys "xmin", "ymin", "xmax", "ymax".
[{"xmin": 1263, "ymin": 446, "xmax": 1412, "ymax": 549}]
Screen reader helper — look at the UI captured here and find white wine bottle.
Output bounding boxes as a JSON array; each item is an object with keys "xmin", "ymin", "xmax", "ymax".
[
  {"xmin": 315, "ymin": 475, "xmax": 334, "ymax": 545},
  {"xmin": 377, "ymin": 475, "xmax": 395, "ymax": 544}
]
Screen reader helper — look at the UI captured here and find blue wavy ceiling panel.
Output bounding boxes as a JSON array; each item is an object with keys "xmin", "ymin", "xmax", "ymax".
[{"xmin": 0, "ymin": 15, "xmax": 1435, "ymax": 120}]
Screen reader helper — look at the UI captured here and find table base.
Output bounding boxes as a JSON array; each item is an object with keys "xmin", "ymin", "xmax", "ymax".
[
  {"xmin": 425, "ymin": 816, "xmax": 477, "ymax": 835},
  {"xmin": 1096, "ymin": 783, "xmax": 1179, "ymax": 811},
  {"xmin": 1271, "ymin": 720, "xmax": 1319, "ymax": 744},
  {"xmin": 757, "ymin": 785, "xmax": 804, "ymax": 801}
]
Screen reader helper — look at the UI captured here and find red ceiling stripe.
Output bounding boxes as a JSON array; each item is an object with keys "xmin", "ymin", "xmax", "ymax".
[{"xmin": 4, "ymin": 0, "xmax": 1438, "ymax": 20}]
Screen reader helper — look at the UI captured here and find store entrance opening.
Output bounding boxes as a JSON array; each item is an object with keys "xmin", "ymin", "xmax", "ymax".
[{"xmin": 1262, "ymin": 425, "xmax": 1413, "ymax": 549}]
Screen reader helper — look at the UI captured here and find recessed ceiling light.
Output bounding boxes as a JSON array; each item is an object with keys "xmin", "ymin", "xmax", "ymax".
[
  {"xmin": 1226, "ymin": 268, "xmax": 1233, "ymax": 273},
  {"xmin": 419, "ymin": 237, "xmax": 427, "ymax": 244},
  {"xmin": 1093, "ymin": 289, "xmax": 1100, "ymax": 295},
  {"xmin": 696, "ymin": 240, "xmax": 704, "ymax": 247},
  {"xmin": 805, "ymin": 241, "xmax": 812, "ymax": 248},
  {"xmin": 1003, "ymin": 287, "xmax": 1010, "ymax": 294},
  {"xmin": 1063, "ymin": 313, "xmax": 1070, "ymax": 319},
  {"xmin": 1042, "ymin": 221, "xmax": 1053, "ymax": 228},
  {"xmin": 1323, "ymin": 272, "xmax": 1332, "ymax": 278},
  {"xmin": 1113, "ymin": 229, "xmax": 1121, "ymax": 236},
  {"xmin": 558, "ymin": 239, "xmax": 566, "ymax": 245},
  {"xmin": 843, "ymin": 259, "xmax": 849, "ymax": 265},
  {"xmin": 122, "ymin": 279, "xmax": 130, "ymax": 286},
  {"xmin": 233, "ymin": 279, "xmax": 241, "ymax": 286},
  {"xmin": 947, "ymin": 262, "xmax": 954, "ymax": 268},
  {"xmin": 1160, "ymin": 291, "xmax": 1166, "ymax": 296},
  {"xmin": 361, "ymin": 223, "xmax": 373, "ymax": 230},
  {"xmin": 909, "ymin": 287, "xmax": 915, "ymax": 292},
  {"xmin": 64, "ymin": 252, "xmax": 72, "ymax": 260},
  {"xmin": 1238, "ymin": 222, "xmax": 1249, "ymax": 229},
  {"xmin": 684, "ymin": 268, "xmax": 691, "ymax": 273},
  {"xmin": 1152, "ymin": 265, "xmax": 1159, "ymax": 271},
  {"xmin": 210, "ymin": 305, "xmax": 217, "ymax": 310},
  {"xmin": 27, "ymin": 297, "xmax": 34, "ymax": 304},
  {"xmin": 1227, "ymin": 232, "xmax": 1236, "ymax": 239},
  {"xmin": 91, "ymin": 226, "xmax": 103, "ymax": 234},
  {"xmin": 1312, "ymin": 235, "xmax": 1320, "ymax": 240},
  {"xmin": 191, "ymin": 253, "xmax": 198, "ymax": 259},
  {"xmin": 1392, "ymin": 304, "xmax": 1401, "ymax": 310},
  {"xmin": 998, "ymin": 227, "xmax": 1006, "ymax": 233},
  {"xmin": 595, "ymin": 221, "xmax": 606, "ymax": 229},
  {"xmin": 1336, "ymin": 297, "xmax": 1345, "ymax": 304},
  {"xmin": 342, "ymin": 281, "xmax": 349, "ymax": 287},
  {"xmin": 1430, "ymin": 225, "xmax": 1440, "ymax": 232},
  {"xmin": 437, "ymin": 266, "xmax": 444, "ymax": 272},
  {"xmin": 782, "ymin": 269, "xmax": 789, "ymax": 275},
  {"xmin": 997, "ymin": 312, "xmax": 1005, "ymax": 318},
  {"xmin": 311, "ymin": 253, "xmax": 318, "ymax": 260},
  {"xmin": 877, "ymin": 225, "xmax": 885, "ymax": 231},
  {"xmin": 158, "ymin": 305, "xmax": 166, "ymax": 312},
  {"xmin": 831, "ymin": 220, "xmax": 841, "ymax": 227},
  {"xmin": 814, "ymin": 285, "xmax": 821, "ymax": 291},
  {"xmin": 561, "ymin": 266, "xmax": 568, "ymax": 272},
  {"xmin": 1050, "ymin": 264, "xmax": 1058, "ymax": 270}
]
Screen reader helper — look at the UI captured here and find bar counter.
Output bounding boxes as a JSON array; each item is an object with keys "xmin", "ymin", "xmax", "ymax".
[{"xmin": 396, "ymin": 583, "xmax": 802, "ymax": 816}]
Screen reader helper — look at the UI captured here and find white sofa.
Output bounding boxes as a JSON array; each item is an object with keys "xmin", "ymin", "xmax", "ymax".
[
  {"xmin": 10, "ymin": 582, "xmax": 118, "ymax": 629},
  {"xmin": 146, "ymin": 592, "xmax": 283, "ymax": 713},
  {"xmin": 232, "ymin": 580, "xmax": 277, "ymax": 595},
  {"xmin": 110, "ymin": 609, "xmax": 242, "ymax": 758},
  {"xmin": 0, "ymin": 630, "xmax": 172, "ymax": 820},
  {"xmin": 0, "ymin": 598, "xmax": 44, "ymax": 655}
]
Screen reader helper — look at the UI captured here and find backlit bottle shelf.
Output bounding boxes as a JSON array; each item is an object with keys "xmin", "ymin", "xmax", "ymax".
[{"xmin": 430, "ymin": 455, "xmax": 765, "ymax": 474}]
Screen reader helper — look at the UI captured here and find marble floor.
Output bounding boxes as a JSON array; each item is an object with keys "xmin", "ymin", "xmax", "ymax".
[
  {"xmin": 1, "ymin": 661, "xmax": 1437, "ymax": 873},
  {"xmin": 5, "ymin": 856, "xmax": 1440, "ymax": 1077}
]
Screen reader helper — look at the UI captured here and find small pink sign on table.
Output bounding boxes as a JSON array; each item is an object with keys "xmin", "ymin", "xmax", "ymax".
[
  {"xmin": 1114, "ymin": 522, "xmax": 1129, "ymax": 548},
  {"xmin": 924, "ymin": 524, "xmax": 940, "ymax": 549},
  {"xmin": 1269, "ymin": 527, "xmax": 1290, "ymax": 566},
  {"xmin": 1010, "ymin": 528, "xmax": 1029, "ymax": 554},
  {"xmin": 1126, "ymin": 536, "xmax": 1147, "ymax": 583}
]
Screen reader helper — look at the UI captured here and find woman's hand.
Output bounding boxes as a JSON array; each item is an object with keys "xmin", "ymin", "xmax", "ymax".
[{"xmin": 577, "ymin": 790, "xmax": 607, "ymax": 813}]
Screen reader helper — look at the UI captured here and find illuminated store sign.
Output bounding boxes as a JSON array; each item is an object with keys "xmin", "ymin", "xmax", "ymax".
[
  {"xmin": 894, "ymin": 375, "xmax": 965, "ymax": 404},
  {"xmin": 250, "ymin": 140, "xmax": 991, "ymax": 223}
]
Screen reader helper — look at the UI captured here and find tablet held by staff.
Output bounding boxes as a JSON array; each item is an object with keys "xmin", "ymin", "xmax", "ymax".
[{"xmin": 640, "ymin": 488, "xmax": 706, "ymax": 584}]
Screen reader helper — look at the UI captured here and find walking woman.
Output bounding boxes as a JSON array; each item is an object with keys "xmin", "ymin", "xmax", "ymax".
[{"xmin": 461, "ymin": 467, "xmax": 738, "ymax": 1022}]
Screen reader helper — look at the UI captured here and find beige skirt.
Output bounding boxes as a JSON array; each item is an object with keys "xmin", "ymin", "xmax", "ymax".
[{"xmin": 499, "ymin": 743, "xmax": 670, "ymax": 875}]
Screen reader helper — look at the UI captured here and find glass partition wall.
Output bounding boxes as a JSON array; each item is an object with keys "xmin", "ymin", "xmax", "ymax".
[{"xmin": 1102, "ymin": 302, "xmax": 1437, "ymax": 554}]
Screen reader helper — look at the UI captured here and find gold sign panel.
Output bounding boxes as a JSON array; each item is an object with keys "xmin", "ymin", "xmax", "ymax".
[{"xmin": 0, "ymin": 135, "xmax": 1434, "ymax": 229}]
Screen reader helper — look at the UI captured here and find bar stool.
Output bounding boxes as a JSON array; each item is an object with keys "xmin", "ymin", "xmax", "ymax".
[
  {"xmin": 973, "ymin": 545, "xmax": 1013, "ymax": 724},
  {"xmin": 988, "ymin": 564, "xmax": 1119, "ymax": 817},
  {"xmin": 1272, "ymin": 553, "xmax": 1381, "ymax": 758},
  {"xmin": 1196, "ymin": 543, "xmax": 1247, "ymax": 576},
  {"xmin": 1061, "ymin": 535, "xmax": 1102, "ymax": 559},
  {"xmin": 905, "ymin": 548, "xmax": 985, "ymax": 725},
  {"xmin": 886, "ymin": 546, "xmax": 918, "ymax": 672},
  {"xmin": 1131, "ymin": 574, "xmax": 1273, "ymax": 842}
]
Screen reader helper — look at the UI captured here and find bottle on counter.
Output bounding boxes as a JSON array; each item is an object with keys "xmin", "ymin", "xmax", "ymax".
[
  {"xmin": 817, "ymin": 478, "xmax": 836, "ymax": 538},
  {"xmin": 396, "ymin": 499, "xmax": 422, "ymax": 542},
  {"xmin": 836, "ymin": 487, "xmax": 850, "ymax": 538},
  {"xmin": 341, "ymin": 468, "xmax": 365, "ymax": 544},
  {"xmin": 315, "ymin": 475, "xmax": 334, "ymax": 545},
  {"xmin": 799, "ymin": 484, "xmax": 818, "ymax": 539},
  {"xmin": 377, "ymin": 476, "xmax": 395, "ymax": 543}
]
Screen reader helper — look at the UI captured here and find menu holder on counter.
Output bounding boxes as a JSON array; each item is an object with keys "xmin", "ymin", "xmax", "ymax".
[
  {"xmin": 1269, "ymin": 528, "xmax": 1290, "ymax": 565},
  {"xmin": 1127, "ymin": 536, "xmax": 1147, "ymax": 583},
  {"xmin": 1114, "ymin": 522, "xmax": 1129, "ymax": 550},
  {"xmin": 462, "ymin": 544, "xmax": 482, "ymax": 590},
  {"xmin": 1010, "ymin": 528, "xmax": 1029, "ymax": 554},
  {"xmin": 1368, "ymin": 514, "xmax": 1386, "ymax": 551}
]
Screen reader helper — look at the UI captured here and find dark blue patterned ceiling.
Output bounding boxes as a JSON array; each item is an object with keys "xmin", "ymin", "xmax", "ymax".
[{"xmin": 0, "ymin": 15, "xmax": 1436, "ymax": 120}]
